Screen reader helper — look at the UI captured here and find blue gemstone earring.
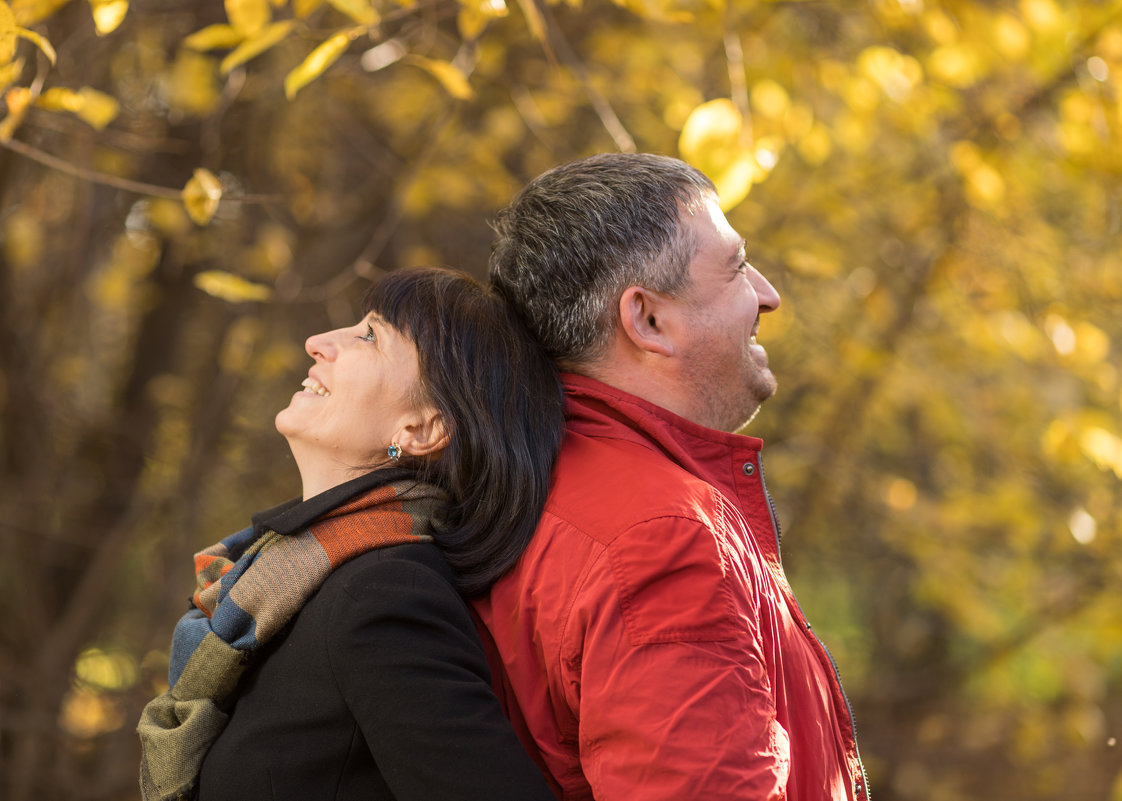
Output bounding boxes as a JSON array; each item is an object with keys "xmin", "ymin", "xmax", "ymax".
[{"xmin": 387, "ymin": 442, "xmax": 402, "ymax": 462}]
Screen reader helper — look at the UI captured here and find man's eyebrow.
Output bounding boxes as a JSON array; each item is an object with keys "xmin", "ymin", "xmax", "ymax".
[{"xmin": 728, "ymin": 239, "xmax": 747, "ymax": 266}]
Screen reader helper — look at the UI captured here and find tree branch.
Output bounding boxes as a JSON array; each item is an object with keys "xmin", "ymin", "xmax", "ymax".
[{"xmin": 0, "ymin": 136, "xmax": 282, "ymax": 204}]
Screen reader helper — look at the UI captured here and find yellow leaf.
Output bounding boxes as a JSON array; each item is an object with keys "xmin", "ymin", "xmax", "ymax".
[
  {"xmin": 0, "ymin": 85, "xmax": 30, "ymax": 141},
  {"xmin": 194, "ymin": 270, "xmax": 272, "ymax": 303},
  {"xmin": 293, "ymin": 0, "xmax": 324, "ymax": 17},
  {"xmin": 3, "ymin": 84, "xmax": 28, "ymax": 113},
  {"xmin": 457, "ymin": 0, "xmax": 507, "ymax": 39},
  {"xmin": 9, "ymin": 0, "xmax": 68, "ymax": 26},
  {"xmin": 0, "ymin": 56, "xmax": 23, "ymax": 91},
  {"xmin": 88, "ymin": 0, "xmax": 127, "ymax": 35},
  {"xmin": 146, "ymin": 197, "xmax": 192, "ymax": 237},
  {"xmin": 404, "ymin": 55, "xmax": 474, "ymax": 100},
  {"xmin": 225, "ymin": 0, "xmax": 270, "ymax": 37},
  {"xmin": 167, "ymin": 49, "xmax": 221, "ymax": 116},
  {"xmin": 283, "ymin": 29, "xmax": 357, "ymax": 99},
  {"xmin": 326, "ymin": 0, "xmax": 378, "ymax": 26},
  {"xmin": 220, "ymin": 19, "xmax": 292, "ymax": 74},
  {"xmin": 0, "ymin": 0, "xmax": 17, "ymax": 64},
  {"xmin": 73, "ymin": 86, "xmax": 118, "ymax": 128},
  {"xmin": 181, "ymin": 168, "xmax": 223, "ymax": 225},
  {"xmin": 37, "ymin": 86, "xmax": 119, "ymax": 128},
  {"xmin": 184, "ymin": 23, "xmax": 243, "ymax": 51},
  {"xmin": 15, "ymin": 25, "xmax": 53, "ymax": 62}
]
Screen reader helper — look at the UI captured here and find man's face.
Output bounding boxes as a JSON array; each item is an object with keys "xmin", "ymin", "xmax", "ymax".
[{"xmin": 674, "ymin": 195, "xmax": 781, "ymax": 432}]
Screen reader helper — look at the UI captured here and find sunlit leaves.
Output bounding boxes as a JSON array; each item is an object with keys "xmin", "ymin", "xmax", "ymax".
[
  {"xmin": 181, "ymin": 168, "xmax": 223, "ymax": 225},
  {"xmin": 679, "ymin": 98, "xmax": 758, "ymax": 210},
  {"xmin": 194, "ymin": 270, "xmax": 272, "ymax": 303},
  {"xmin": 951, "ymin": 141, "xmax": 1006, "ymax": 211},
  {"xmin": 284, "ymin": 28, "xmax": 360, "ymax": 98},
  {"xmin": 1020, "ymin": 0, "xmax": 1065, "ymax": 33},
  {"xmin": 858, "ymin": 46, "xmax": 923, "ymax": 102},
  {"xmin": 37, "ymin": 86, "xmax": 119, "ymax": 129},
  {"xmin": 750, "ymin": 79, "xmax": 789, "ymax": 119}
]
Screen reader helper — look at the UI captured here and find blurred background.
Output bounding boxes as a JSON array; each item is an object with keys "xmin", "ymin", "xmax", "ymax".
[{"xmin": 1, "ymin": 0, "xmax": 1120, "ymax": 798}]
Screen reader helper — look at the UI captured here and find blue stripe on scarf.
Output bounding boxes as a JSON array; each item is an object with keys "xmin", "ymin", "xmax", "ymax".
[
  {"xmin": 218, "ymin": 525, "xmax": 258, "ymax": 560},
  {"xmin": 169, "ymin": 609, "xmax": 212, "ymax": 686},
  {"xmin": 211, "ymin": 598, "xmax": 258, "ymax": 651}
]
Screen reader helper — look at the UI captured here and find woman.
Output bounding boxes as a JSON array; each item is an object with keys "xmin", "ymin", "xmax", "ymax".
[{"xmin": 138, "ymin": 267, "xmax": 562, "ymax": 801}]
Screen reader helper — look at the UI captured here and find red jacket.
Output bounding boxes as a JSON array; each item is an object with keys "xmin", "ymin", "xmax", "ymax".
[{"xmin": 473, "ymin": 375, "xmax": 867, "ymax": 800}]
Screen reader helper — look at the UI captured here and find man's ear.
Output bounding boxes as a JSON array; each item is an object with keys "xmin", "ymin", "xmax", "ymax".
[
  {"xmin": 395, "ymin": 406, "xmax": 450, "ymax": 458},
  {"xmin": 618, "ymin": 286, "xmax": 676, "ymax": 357}
]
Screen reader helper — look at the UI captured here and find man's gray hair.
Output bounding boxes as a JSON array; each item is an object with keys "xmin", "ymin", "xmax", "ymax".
[{"xmin": 488, "ymin": 153, "xmax": 716, "ymax": 365}]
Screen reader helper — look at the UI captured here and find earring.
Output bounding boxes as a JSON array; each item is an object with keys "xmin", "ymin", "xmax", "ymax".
[{"xmin": 387, "ymin": 442, "xmax": 402, "ymax": 462}]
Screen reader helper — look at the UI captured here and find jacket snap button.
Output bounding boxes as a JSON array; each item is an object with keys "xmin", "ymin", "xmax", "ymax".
[{"xmin": 742, "ymin": 462, "xmax": 755, "ymax": 476}]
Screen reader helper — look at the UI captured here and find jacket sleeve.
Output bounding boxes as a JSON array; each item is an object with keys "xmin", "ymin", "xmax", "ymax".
[
  {"xmin": 567, "ymin": 514, "xmax": 791, "ymax": 800},
  {"xmin": 327, "ymin": 552, "xmax": 558, "ymax": 801}
]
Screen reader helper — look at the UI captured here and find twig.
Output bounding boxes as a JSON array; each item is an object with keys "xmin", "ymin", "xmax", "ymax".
[
  {"xmin": 538, "ymin": 2, "xmax": 636, "ymax": 153},
  {"xmin": 724, "ymin": 29, "xmax": 753, "ymax": 148},
  {"xmin": 0, "ymin": 136, "xmax": 282, "ymax": 204}
]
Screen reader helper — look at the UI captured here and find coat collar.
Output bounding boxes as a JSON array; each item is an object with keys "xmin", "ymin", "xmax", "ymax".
[{"xmin": 561, "ymin": 372, "xmax": 765, "ymax": 505}]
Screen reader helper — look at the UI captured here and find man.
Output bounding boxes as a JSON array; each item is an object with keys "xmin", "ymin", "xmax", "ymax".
[{"xmin": 473, "ymin": 153, "xmax": 868, "ymax": 800}]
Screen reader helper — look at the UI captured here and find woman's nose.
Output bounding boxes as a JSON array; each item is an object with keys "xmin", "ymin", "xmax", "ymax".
[{"xmin": 305, "ymin": 328, "xmax": 341, "ymax": 361}]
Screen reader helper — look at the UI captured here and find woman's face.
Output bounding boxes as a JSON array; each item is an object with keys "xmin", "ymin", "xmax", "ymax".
[{"xmin": 275, "ymin": 313, "xmax": 433, "ymax": 492}]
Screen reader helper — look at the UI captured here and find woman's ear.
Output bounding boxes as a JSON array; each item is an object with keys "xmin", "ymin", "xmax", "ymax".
[
  {"xmin": 395, "ymin": 406, "xmax": 450, "ymax": 458},
  {"xmin": 618, "ymin": 286, "xmax": 676, "ymax": 357}
]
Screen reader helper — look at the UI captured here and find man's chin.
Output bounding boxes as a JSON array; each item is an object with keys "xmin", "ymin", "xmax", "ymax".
[{"xmin": 734, "ymin": 378, "xmax": 777, "ymax": 432}]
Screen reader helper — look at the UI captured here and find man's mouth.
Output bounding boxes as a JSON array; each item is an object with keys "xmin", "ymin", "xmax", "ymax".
[{"xmin": 301, "ymin": 377, "xmax": 331, "ymax": 397}]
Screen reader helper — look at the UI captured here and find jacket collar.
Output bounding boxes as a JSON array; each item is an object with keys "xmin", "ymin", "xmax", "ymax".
[{"xmin": 561, "ymin": 373, "xmax": 764, "ymax": 503}]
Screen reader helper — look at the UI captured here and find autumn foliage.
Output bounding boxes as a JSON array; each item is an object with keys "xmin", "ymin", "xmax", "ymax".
[{"xmin": 1, "ymin": 0, "xmax": 1120, "ymax": 799}]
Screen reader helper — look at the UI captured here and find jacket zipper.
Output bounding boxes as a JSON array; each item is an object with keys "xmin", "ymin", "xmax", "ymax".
[{"xmin": 756, "ymin": 453, "xmax": 871, "ymax": 800}]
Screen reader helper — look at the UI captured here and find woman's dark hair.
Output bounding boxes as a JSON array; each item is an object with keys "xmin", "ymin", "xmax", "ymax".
[{"xmin": 363, "ymin": 266, "xmax": 564, "ymax": 596}]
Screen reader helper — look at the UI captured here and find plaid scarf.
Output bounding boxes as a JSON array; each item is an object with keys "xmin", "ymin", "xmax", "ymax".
[{"xmin": 137, "ymin": 473, "xmax": 446, "ymax": 801}]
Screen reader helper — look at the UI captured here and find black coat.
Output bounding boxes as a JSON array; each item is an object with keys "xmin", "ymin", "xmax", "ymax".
[{"xmin": 197, "ymin": 541, "xmax": 556, "ymax": 801}]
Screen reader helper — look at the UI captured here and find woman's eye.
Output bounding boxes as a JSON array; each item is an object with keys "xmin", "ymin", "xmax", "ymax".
[{"xmin": 358, "ymin": 324, "xmax": 377, "ymax": 343}]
